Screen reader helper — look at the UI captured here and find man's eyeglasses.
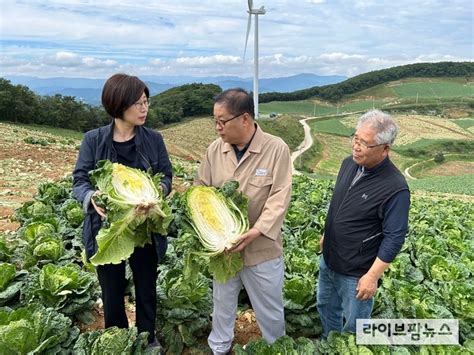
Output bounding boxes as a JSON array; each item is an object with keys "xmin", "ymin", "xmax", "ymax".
[
  {"xmin": 350, "ymin": 135, "xmax": 387, "ymax": 149},
  {"xmin": 134, "ymin": 99, "xmax": 150, "ymax": 110},
  {"xmin": 214, "ymin": 112, "xmax": 244, "ymax": 127}
]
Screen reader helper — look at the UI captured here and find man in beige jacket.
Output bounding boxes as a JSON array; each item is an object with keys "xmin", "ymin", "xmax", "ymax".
[{"xmin": 195, "ymin": 88, "xmax": 292, "ymax": 355}]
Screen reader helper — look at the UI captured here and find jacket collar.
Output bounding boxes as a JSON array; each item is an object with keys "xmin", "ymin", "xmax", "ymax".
[{"xmin": 361, "ymin": 156, "xmax": 390, "ymax": 173}]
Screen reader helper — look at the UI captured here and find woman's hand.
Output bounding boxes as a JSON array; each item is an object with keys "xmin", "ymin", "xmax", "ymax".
[{"xmin": 91, "ymin": 191, "xmax": 107, "ymax": 219}]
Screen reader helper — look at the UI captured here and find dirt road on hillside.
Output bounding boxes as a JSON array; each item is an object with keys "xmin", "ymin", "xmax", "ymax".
[
  {"xmin": 291, "ymin": 111, "xmax": 365, "ymax": 174},
  {"xmin": 291, "ymin": 117, "xmax": 313, "ymax": 175}
]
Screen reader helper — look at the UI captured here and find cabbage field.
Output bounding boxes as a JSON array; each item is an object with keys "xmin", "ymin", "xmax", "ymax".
[{"xmin": 0, "ymin": 170, "xmax": 473, "ymax": 354}]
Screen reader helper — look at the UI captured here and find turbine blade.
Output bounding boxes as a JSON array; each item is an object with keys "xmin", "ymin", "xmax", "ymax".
[
  {"xmin": 243, "ymin": 14, "xmax": 251, "ymax": 59},
  {"xmin": 248, "ymin": 0, "xmax": 253, "ymax": 10}
]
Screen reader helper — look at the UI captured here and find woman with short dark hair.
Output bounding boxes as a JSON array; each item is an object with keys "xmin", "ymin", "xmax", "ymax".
[{"xmin": 73, "ymin": 73, "xmax": 172, "ymax": 345}]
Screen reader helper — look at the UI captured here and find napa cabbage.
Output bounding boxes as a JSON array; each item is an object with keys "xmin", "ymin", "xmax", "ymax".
[
  {"xmin": 60, "ymin": 199, "xmax": 85, "ymax": 227},
  {"xmin": 20, "ymin": 219, "xmax": 58, "ymax": 243},
  {"xmin": 233, "ymin": 335, "xmax": 317, "ymax": 354},
  {"xmin": 184, "ymin": 184, "xmax": 248, "ymax": 255},
  {"xmin": 181, "ymin": 181, "xmax": 249, "ymax": 282},
  {"xmin": 88, "ymin": 160, "xmax": 172, "ymax": 265},
  {"xmin": 0, "ymin": 304, "xmax": 79, "ymax": 354},
  {"xmin": 0, "ymin": 263, "xmax": 16, "ymax": 292},
  {"xmin": 0, "ymin": 234, "xmax": 16, "ymax": 262},
  {"xmin": 0, "ymin": 262, "xmax": 27, "ymax": 307},
  {"xmin": 72, "ymin": 327, "xmax": 156, "ymax": 354},
  {"xmin": 156, "ymin": 267, "xmax": 211, "ymax": 354},
  {"xmin": 18, "ymin": 220, "xmax": 64, "ymax": 268},
  {"xmin": 36, "ymin": 180, "xmax": 70, "ymax": 204},
  {"xmin": 24, "ymin": 263, "xmax": 98, "ymax": 320},
  {"xmin": 15, "ymin": 200, "xmax": 54, "ymax": 222}
]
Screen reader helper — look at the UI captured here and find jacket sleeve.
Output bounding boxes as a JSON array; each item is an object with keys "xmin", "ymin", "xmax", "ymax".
[
  {"xmin": 155, "ymin": 133, "xmax": 173, "ymax": 196},
  {"xmin": 72, "ymin": 133, "xmax": 96, "ymax": 214},
  {"xmin": 253, "ymin": 143, "xmax": 292, "ymax": 240},
  {"xmin": 194, "ymin": 146, "xmax": 212, "ymax": 187},
  {"xmin": 378, "ymin": 189, "xmax": 411, "ymax": 263}
]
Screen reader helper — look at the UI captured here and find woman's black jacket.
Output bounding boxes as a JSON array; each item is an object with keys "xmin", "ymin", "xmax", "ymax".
[{"xmin": 72, "ymin": 121, "xmax": 172, "ymax": 261}]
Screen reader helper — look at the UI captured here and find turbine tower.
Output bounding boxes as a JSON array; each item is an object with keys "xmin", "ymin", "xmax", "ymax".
[{"xmin": 244, "ymin": 0, "xmax": 265, "ymax": 118}]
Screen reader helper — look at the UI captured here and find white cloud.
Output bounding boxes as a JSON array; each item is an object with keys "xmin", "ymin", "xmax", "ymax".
[
  {"xmin": 260, "ymin": 54, "xmax": 318, "ymax": 66},
  {"xmin": 149, "ymin": 58, "xmax": 164, "ymax": 66},
  {"xmin": 41, "ymin": 52, "xmax": 118, "ymax": 69},
  {"xmin": 0, "ymin": 0, "xmax": 471, "ymax": 78},
  {"xmin": 412, "ymin": 54, "xmax": 469, "ymax": 62},
  {"xmin": 44, "ymin": 52, "xmax": 82, "ymax": 67},
  {"xmin": 0, "ymin": 56, "xmax": 22, "ymax": 68},
  {"xmin": 176, "ymin": 55, "xmax": 242, "ymax": 66},
  {"xmin": 319, "ymin": 53, "xmax": 365, "ymax": 61},
  {"xmin": 82, "ymin": 57, "xmax": 117, "ymax": 68}
]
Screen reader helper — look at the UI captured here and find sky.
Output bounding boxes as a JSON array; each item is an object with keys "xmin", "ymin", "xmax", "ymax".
[{"xmin": 0, "ymin": 0, "xmax": 472, "ymax": 79}]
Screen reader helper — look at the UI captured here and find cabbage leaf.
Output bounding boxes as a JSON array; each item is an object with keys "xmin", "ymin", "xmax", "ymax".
[
  {"xmin": 182, "ymin": 181, "xmax": 249, "ymax": 283},
  {"xmin": 89, "ymin": 160, "xmax": 172, "ymax": 265}
]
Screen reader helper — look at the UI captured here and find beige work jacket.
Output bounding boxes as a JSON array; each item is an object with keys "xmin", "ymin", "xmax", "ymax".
[{"xmin": 196, "ymin": 124, "xmax": 292, "ymax": 266}]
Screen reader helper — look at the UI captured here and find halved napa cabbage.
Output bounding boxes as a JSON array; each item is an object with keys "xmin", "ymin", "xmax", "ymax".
[
  {"xmin": 181, "ymin": 182, "xmax": 249, "ymax": 282},
  {"xmin": 88, "ymin": 160, "xmax": 172, "ymax": 266},
  {"xmin": 185, "ymin": 185, "xmax": 248, "ymax": 255}
]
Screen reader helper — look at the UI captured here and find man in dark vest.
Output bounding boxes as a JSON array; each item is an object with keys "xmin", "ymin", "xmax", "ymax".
[{"xmin": 317, "ymin": 109, "xmax": 410, "ymax": 337}]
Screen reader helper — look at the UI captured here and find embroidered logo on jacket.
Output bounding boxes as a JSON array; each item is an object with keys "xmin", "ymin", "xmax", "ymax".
[{"xmin": 255, "ymin": 168, "xmax": 267, "ymax": 176}]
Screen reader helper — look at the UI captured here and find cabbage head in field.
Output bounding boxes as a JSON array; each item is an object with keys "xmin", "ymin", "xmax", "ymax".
[
  {"xmin": 183, "ymin": 181, "xmax": 249, "ymax": 282},
  {"xmin": 60, "ymin": 199, "xmax": 84, "ymax": 228},
  {"xmin": 88, "ymin": 160, "xmax": 172, "ymax": 266}
]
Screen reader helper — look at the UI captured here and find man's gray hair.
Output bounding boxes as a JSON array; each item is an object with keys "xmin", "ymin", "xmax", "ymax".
[{"xmin": 356, "ymin": 109, "xmax": 399, "ymax": 146}]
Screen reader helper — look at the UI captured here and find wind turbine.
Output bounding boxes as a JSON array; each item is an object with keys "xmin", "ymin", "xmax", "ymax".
[{"xmin": 244, "ymin": 0, "xmax": 265, "ymax": 118}]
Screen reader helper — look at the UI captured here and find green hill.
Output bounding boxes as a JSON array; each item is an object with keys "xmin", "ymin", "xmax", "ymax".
[
  {"xmin": 260, "ymin": 61, "xmax": 473, "ymax": 103},
  {"xmin": 296, "ymin": 113, "xmax": 474, "ymax": 196},
  {"xmin": 148, "ymin": 83, "xmax": 221, "ymax": 126},
  {"xmin": 260, "ymin": 76, "xmax": 473, "ymax": 117},
  {"xmin": 2, "ymin": 62, "xmax": 472, "ymax": 131}
]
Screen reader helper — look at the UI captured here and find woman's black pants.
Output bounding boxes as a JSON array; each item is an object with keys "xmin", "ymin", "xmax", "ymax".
[{"xmin": 96, "ymin": 242, "xmax": 158, "ymax": 343}]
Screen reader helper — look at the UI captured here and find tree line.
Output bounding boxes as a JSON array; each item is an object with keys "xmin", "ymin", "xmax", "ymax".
[
  {"xmin": 1, "ymin": 62, "xmax": 472, "ymax": 131},
  {"xmin": 149, "ymin": 83, "xmax": 221, "ymax": 125},
  {"xmin": 0, "ymin": 79, "xmax": 221, "ymax": 132},
  {"xmin": 260, "ymin": 61, "xmax": 474, "ymax": 103},
  {"xmin": 0, "ymin": 78, "xmax": 110, "ymax": 132}
]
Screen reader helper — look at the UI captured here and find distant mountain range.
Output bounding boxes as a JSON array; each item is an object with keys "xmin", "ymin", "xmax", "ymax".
[{"xmin": 4, "ymin": 73, "xmax": 346, "ymax": 106}]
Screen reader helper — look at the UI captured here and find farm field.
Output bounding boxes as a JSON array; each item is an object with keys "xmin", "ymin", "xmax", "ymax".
[
  {"xmin": 298, "ymin": 132, "xmax": 407, "ymax": 177},
  {"xmin": 353, "ymin": 77, "xmax": 473, "ymax": 99},
  {"xmin": 260, "ymin": 99, "xmax": 379, "ymax": 117},
  {"xmin": 160, "ymin": 117, "xmax": 217, "ymax": 160},
  {"xmin": 424, "ymin": 161, "xmax": 474, "ymax": 177},
  {"xmin": 337, "ymin": 114, "xmax": 472, "ymax": 145},
  {"xmin": 408, "ymin": 174, "xmax": 474, "ymax": 196},
  {"xmin": 0, "ymin": 122, "xmax": 211, "ymax": 233},
  {"xmin": 299, "ymin": 113, "xmax": 474, "ymax": 196},
  {"xmin": 260, "ymin": 77, "xmax": 474, "ymax": 118},
  {"xmin": 0, "ymin": 114, "xmax": 305, "ymax": 229},
  {"xmin": 260, "ymin": 100, "xmax": 333, "ymax": 116},
  {"xmin": 160, "ymin": 114, "xmax": 305, "ymax": 159},
  {"xmin": 0, "ymin": 110, "xmax": 473, "ymax": 353},
  {"xmin": 452, "ymin": 117, "xmax": 474, "ymax": 130},
  {"xmin": 0, "ymin": 123, "xmax": 80, "ymax": 232},
  {"xmin": 390, "ymin": 79, "xmax": 473, "ymax": 98},
  {"xmin": 2, "ymin": 115, "xmax": 472, "ymax": 233},
  {"xmin": 1, "ymin": 170, "xmax": 472, "ymax": 354}
]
